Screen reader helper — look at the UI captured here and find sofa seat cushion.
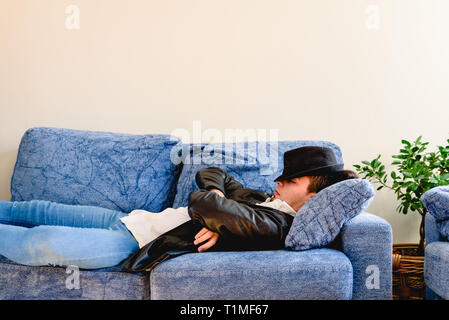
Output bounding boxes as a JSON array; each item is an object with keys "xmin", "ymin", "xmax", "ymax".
[
  {"xmin": 0, "ymin": 255, "xmax": 149, "ymax": 300},
  {"xmin": 150, "ymin": 248, "xmax": 353, "ymax": 300},
  {"xmin": 425, "ymin": 242, "xmax": 449, "ymax": 299},
  {"xmin": 285, "ymin": 178, "xmax": 374, "ymax": 251}
]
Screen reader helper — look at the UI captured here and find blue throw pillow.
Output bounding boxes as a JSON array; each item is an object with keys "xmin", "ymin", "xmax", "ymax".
[
  {"xmin": 285, "ymin": 178, "xmax": 375, "ymax": 251},
  {"xmin": 422, "ymin": 186, "xmax": 449, "ymax": 238}
]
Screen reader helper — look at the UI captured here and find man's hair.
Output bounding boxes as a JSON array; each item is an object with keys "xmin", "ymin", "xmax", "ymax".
[{"xmin": 307, "ymin": 170, "xmax": 359, "ymax": 194}]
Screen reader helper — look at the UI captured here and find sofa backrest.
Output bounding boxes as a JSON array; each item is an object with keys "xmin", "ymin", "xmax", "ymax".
[
  {"xmin": 172, "ymin": 140, "xmax": 343, "ymax": 208},
  {"xmin": 11, "ymin": 127, "xmax": 344, "ymax": 213},
  {"xmin": 10, "ymin": 127, "xmax": 183, "ymax": 213}
]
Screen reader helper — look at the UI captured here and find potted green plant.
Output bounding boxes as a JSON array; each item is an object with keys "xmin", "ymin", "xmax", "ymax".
[
  {"xmin": 354, "ymin": 136, "xmax": 449, "ymax": 299},
  {"xmin": 354, "ymin": 136, "xmax": 449, "ymax": 255}
]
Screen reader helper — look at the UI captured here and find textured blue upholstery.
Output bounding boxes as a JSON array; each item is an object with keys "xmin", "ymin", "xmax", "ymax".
[
  {"xmin": 11, "ymin": 127, "xmax": 182, "ymax": 213},
  {"xmin": 285, "ymin": 179, "xmax": 375, "ymax": 251},
  {"xmin": 0, "ymin": 255, "xmax": 149, "ymax": 300},
  {"xmin": 422, "ymin": 186, "xmax": 449, "ymax": 238},
  {"xmin": 423, "ymin": 187, "xmax": 449, "ymax": 299},
  {"xmin": 150, "ymin": 249, "xmax": 353, "ymax": 300},
  {"xmin": 340, "ymin": 212, "xmax": 392, "ymax": 300},
  {"xmin": 426, "ymin": 211, "xmax": 444, "ymax": 244},
  {"xmin": 425, "ymin": 240, "xmax": 449, "ymax": 299},
  {"xmin": 0, "ymin": 127, "xmax": 392, "ymax": 300}
]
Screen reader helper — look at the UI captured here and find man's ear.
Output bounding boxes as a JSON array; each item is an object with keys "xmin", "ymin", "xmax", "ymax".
[{"xmin": 306, "ymin": 192, "xmax": 317, "ymax": 201}]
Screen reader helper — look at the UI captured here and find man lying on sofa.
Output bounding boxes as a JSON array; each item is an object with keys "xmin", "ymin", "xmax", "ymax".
[
  {"xmin": 121, "ymin": 146, "xmax": 358, "ymax": 272},
  {"xmin": 0, "ymin": 146, "xmax": 357, "ymax": 271}
]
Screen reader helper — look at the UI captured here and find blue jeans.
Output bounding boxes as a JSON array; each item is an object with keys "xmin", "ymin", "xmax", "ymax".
[{"xmin": 0, "ymin": 200, "xmax": 139, "ymax": 269}]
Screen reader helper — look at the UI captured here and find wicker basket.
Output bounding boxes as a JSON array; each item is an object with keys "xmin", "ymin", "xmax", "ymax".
[{"xmin": 392, "ymin": 243, "xmax": 425, "ymax": 300}]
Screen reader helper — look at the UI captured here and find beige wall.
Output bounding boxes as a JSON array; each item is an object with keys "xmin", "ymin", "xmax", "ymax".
[{"xmin": 1, "ymin": 0, "xmax": 449, "ymax": 243}]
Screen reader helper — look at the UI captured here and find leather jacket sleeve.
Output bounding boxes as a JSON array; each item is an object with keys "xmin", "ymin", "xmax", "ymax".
[
  {"xmin": 121, "ymin": 220, "xmax": 203, "ymax": 273},
  {"xmin": 188, "ymin": 190, "xmax": 293, "ymax": 250},
  {"xmin": 195, "ymin": 167, "xmax": 244, "ymax": 197},
  {"xmin": 120, "ymin": 168, "xmax": 294, "ymax": 272}
]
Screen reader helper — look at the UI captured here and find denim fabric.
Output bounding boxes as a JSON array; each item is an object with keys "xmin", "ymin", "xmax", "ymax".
[
  {"xmin": 172, "ymin": 140, "xmax": 342, "ymax": 208},
  {"xmin": 285, "ymin": 179, "xmax": 375, "ymax": 251},
  {"xmin": 340, "ymin": 212, "xmax": 393, "ymax": 300},
  {"xmin": 150, "ymin": 249, "xmax": 353, "ymax": 300},
  {"xmin": 10, "ymin": 127, "xmax": 182, "ymax": 213},
  {"xmin": 0, "ymin": 200, "xmax": 139, "ymax": 269}
]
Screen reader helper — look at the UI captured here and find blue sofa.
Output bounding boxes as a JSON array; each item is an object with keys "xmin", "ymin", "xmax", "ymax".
[
  {"xmin": 0, "ymin": 127, "xmax": 392, "ymax": 300},
  {"xmin": 423, "ymin": 186, "xmax": 449, "ymax": 300}
]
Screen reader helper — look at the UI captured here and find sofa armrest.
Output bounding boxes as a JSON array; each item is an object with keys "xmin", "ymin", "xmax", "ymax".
[
  {"xmin": 341, "ymin": 212, "xmax": 392, "ymax": 300},
  {"xmin": 424, "ymin": 212, "xmax": 449, "ymax": 299},
  {"xmin": 425, "ymin": 213, "xmax": 443, "ymax": 245}
]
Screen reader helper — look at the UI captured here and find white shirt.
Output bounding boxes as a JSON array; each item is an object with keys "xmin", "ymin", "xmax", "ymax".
[
  {"xmin": 255, "ymin": 197, "xmax": 297, "ymax": 216},
  {"xmin": 120, "ymin": 196, "xmax": 297, "ymax": 248}
]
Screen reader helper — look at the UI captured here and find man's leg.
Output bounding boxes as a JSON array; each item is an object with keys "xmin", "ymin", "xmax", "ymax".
[
  {"xmin": 0, "ymin": 223, "xmax": 139, "ymax": 269},
  {"xmin": 0, "ymin": 199, "xmax": 126, "ymax": 229}
]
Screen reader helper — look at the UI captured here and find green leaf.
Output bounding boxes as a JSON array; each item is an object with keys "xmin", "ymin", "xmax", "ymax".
[
  {"xmin": 403, "ymin": 172, "xmax": 413, "ymax": 179},
  {"xmin": 371, "ymin": 159, "xmax": 379, "ymax": 168},
  {"xmin": 402, "ymin": 203, "xmax": 410, "ymax": 214},
  {"xmin": 429, "ymin": 177, "xmax": 439, "ymax": 184},
  {"xmin": 402, "ymin": 139, "xmax": 411, "ymax": 147}
]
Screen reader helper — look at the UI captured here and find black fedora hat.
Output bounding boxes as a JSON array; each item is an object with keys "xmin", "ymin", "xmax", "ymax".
[{"xmin": 274, "ymin": 146, "xmax": 344, "ymax": 182}]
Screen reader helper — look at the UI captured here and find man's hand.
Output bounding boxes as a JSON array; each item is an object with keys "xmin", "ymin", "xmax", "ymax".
[
  {"xmin": 193, "ymin": 189, "xmax": 222, "ymax": 252},
  {"xmin": 194, "ymin": 227, "xmax": 219, "ymax": 252},
  {"xmin": 209, "ymin": 188, "xmax": 225, "ymax": 198}
]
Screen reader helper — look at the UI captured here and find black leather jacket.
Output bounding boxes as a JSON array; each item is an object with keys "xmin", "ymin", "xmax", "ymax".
[{"xmin": 121, "ymin": 167, "xmax": 294, "ymax": 273}]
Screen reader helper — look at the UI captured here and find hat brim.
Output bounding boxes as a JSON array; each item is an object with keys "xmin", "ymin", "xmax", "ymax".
[{"xmin": 274, "ymin": 164, "xmax": 344, "ymax": 182}]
